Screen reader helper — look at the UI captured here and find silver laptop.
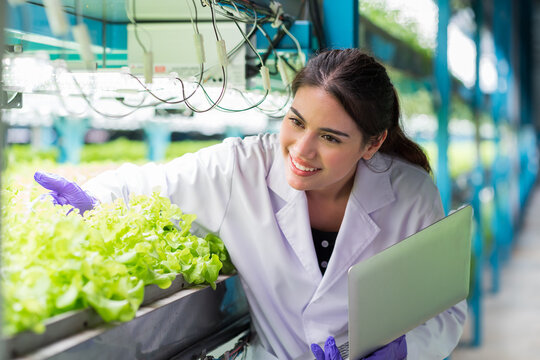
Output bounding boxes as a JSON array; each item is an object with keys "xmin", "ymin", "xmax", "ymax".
[{"xmin": 297, "ymin": 205, "xmax": 472, "ymax": 360}]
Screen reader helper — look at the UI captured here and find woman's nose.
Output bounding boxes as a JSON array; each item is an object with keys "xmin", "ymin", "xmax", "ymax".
[{"xmin": 294, "ymin": 133, "xmax": 317, "ymax": 159}]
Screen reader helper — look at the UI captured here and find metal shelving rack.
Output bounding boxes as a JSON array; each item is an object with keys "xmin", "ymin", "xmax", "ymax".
[{"xmin": 5, "ymin": 275, "xmax": 250, "ymax": 360}]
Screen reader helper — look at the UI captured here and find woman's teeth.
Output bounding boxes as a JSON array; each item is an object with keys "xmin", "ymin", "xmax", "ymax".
[{"xmin": 292, "ymin": 158, "xmax": 318, "ymax": 172}]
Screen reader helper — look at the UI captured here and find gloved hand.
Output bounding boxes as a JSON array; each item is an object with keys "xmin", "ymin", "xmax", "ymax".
[
  {"xmin": 311, "ymin": 335, "xmax": 406, "ymax": 360},
  {"xmin": 34, "ymin": 171, "xmax": 98, "ymax": 215},
  {"xmin": 311, "ymin": 336, "xmax": 343, "ymax": 360}
]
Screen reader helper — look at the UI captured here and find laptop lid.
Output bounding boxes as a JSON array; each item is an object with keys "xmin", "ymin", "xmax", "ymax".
[{"xmin": 347, "ymin": 205, "xmax": 473, "ymax": 359}]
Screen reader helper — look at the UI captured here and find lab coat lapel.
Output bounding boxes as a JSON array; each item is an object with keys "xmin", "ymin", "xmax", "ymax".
[
  {"xmin": 267, "ymin": 152, "xmax": 322, "ymax": 280},
  {"xmin": 314, "ymin": 153, "xmax": 396, "ymax": 298}
]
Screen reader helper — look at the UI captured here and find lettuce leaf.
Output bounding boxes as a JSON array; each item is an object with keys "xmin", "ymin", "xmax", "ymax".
[{"xmin": 2, "ymin": 186, "xmax": 234, "ymax": 336}]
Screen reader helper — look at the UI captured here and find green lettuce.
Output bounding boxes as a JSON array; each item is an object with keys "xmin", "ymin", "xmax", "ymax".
[{"xmin": 1, "ymin": 186, "xmax": 234, "ymax": 336}]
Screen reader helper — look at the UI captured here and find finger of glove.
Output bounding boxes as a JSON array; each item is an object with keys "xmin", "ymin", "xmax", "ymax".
[
  {"xmin": 34, "ymin": 172, "xmax": 71, "ymax": 192},
  {"xmin": 324, "ymin": 337, "xmax": 343, "ymax": 360},
  {"xmin": 363, "ymin": 335, "xmax": 407, "ymax": 360},
  {"xmin": 35, "ymin": 172, "xmax": 96, "ymax": 214},
  {"xmin": 310, "ymin": 343, "xmax": 325, "ymax": 360},
  {"xmin": 69, "ymin": 196, "xmax": 96, "ymax": 215},
  {"xmin": 391, "ymin": 335, "xmax": 407, "ymax": 359},
  {"xmin": 49, "ymin": 192, "xmax": 70, "ymax": 206},
  {"xmin": 49, "ymin": 177, "xmax": 95, "ymax": 213}
]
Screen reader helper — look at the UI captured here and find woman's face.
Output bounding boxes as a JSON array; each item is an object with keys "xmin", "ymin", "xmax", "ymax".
[{"xmin": 280, "ymin": 86, "xmax": 384, "ymax": 197}]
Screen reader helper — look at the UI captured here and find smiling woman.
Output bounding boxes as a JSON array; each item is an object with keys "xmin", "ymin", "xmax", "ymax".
[
  {"xmin": 33, "ymin": 49, "xmax": 466, "ymax": 360},
  {"xmin": 280, "ymin": 86, "xmax": 383, "ymax": 199},
  {"xmin": 291, "ymin": 48, "xmax": 431, "ymax": 174},
  {"xmin": 279, "ymin": 85, "xmax": 386, "ymax": 233}
]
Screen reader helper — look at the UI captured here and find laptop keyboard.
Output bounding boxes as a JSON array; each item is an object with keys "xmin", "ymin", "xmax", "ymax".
[{"xmin": 338, "ymin": 341, "xmax": 349, "ymax": 359}]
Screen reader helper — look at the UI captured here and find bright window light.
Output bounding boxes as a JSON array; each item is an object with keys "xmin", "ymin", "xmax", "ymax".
[{"xmin": 448, "ymin": 22, "xmax": 476, "ymax": 88}]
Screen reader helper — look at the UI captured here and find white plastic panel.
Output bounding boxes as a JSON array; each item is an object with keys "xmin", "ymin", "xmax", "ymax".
[{"xmin": 127, "ymin": 22, "xmax": 246, "ymax": 88}]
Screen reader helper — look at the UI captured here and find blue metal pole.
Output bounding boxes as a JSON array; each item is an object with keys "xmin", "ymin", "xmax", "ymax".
[
  {"xmin": 469, "ymin": 0, "xmax": 484, "ymax": 346},
  {"xmin": 322, "ymin": 0, "xmax": 358, "ymax": 49},
  {"xmin": 490, "ymin": 0, "xmax": 515, "ymax": 293},
  {"xmin": 53, "ymin": 116, "xmax": 89, "ymax": 164},
  {"xmin": 435, "ymin": 0, "xmax": 451, "ymax": 214},
  {"xmin": 503, "ymin": 1, "xmax": 517, "ymax": 265},
  {"xmin": 517, "ymin": 0, "xmax": 536, "ymax": 206},
  {"xmin": 490, "ymin": 0, "xmax": 503, "ymax": 295},
  {"xmin": 143, "ymin": 121, "xmax": 171, "ymax": 162}
]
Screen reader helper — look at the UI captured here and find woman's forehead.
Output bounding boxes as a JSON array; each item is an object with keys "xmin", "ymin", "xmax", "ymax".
[{"xmin": 291, "ymin": 87, "xmax": 355, "ymax": 124}]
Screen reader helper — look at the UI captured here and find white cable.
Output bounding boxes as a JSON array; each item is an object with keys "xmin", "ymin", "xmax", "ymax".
[
  {"xmin": 216, "ymin": 39, "xmax": 228, "ymax": 67},
  {"xmin": 260, "ymin": 65, "xmax": 271, "ymax": 91},
  {"xmin": 125, "ymin": 0, "xmax": 153, "ymax": 52},
  {"xmin": 194, "ymin": 33, "xmax": 206, "ymax": 64},
  {"xmin": 43, "ymin": 0, "xmax": 69, "ymax": 36},
  {"xmin": 144, "ymin": 51, "xmax": 154, "ymax": 84},
  {"xmin": 281, "ymin": 24, "xmax": 305, "ymax": 67},
  {"xmin": 233, "ymin": 19, "xmax": 263, "ymax": 65},
  {"xmin": 269, "ymin": 1, "xmax": 284, "ymax": 28},
  {"xmin": 185, "ymin": 0, "xmax": 198, "ymax": 34},
  {"xmin": 185, "ymin": 0, "xmax": 205, "ymax": 64},
  {"xmin": 277, "ymin": 56, "xmax": 291, "ymax": 86},
  {"xmin": 72, "ymin": 23, "xmax": 95, "ymax": 70},
  {"xmin": 126, "ymin": 0, "xmax": 153, "ymax": 83}
]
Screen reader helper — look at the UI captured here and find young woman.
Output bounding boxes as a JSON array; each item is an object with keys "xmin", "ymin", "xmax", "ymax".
[{"xmin": 35, "ymin": 49, "xmax": 466, "ymax": 359}]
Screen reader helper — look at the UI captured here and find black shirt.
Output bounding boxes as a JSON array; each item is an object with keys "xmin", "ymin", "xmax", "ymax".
[{"xmin": 311, "ymin": 228, "xmax": 338, "ymax": 275}]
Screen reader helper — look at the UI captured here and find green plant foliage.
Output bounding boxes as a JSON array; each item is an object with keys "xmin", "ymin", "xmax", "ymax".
[
  {"xmin": 360, "ymin": 1, "xmax": 433, "ymax": 58},
  {"xmin": 5, "ymin": 138, "xmax": 222, "ymax": 166},
  {"xmin": 385, "ymin": 67, "xmax": 435, "ymax": 117},
  {"xmin": 450, "ymin": 95, "xmax": 474, "ymax": 121},
  {"xmin": 165, "ymin": 140, "xmax": 221, "ymax": 161},
  {"xmin": 81, "ymin": 138, "xmax": 147, "ymax": 163},
  {"xmin": 2, "ymin": 184, "xmax": 233, "ymax": 336},
  {"xmin": 421, "ymin": 140, "xmax": 496, "ymax": 179},
  {"xmin": 399, "ymin": 87, "xmax": 435, "ymax": 118},
  {"xmin": 5, "ymin": 145, "xmax": 59, "ymax": 164},
  {"xmin": 82, "ymin": 138, "xmax": 221, "ymax": 163}
]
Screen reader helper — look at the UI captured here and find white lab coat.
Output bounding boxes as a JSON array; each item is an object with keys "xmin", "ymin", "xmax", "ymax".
[{"xmin": 84, "ymin": 133, "xmax": 466, "ymax": 360}]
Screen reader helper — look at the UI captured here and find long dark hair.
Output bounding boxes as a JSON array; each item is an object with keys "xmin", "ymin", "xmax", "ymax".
[{"xmin": 291, "ymin": 49, "xmax": 431, "ymax": 173}]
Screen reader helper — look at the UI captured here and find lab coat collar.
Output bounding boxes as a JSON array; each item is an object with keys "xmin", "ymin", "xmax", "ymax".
[
  {"xmin": 350, "ymin": 152, "xmax": 396, "ymax": 214},
  {"xmin": 314, "ymin": 152, "xmax": 396, "ymax": 298},
  {"xmin": 267, "ymin": 152, "xmax": 322, "ymax": 279},
  {"xmin": 267, "ymin": 151, "xmax": 397, "ymax": 292},
  {"xmin": 266, "ymin": 150, "xmax": 297, "ymax": 203}
]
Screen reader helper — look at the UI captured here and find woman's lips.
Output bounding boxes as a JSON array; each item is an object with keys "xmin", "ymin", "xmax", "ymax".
[{"xmin": 289, "ymin": 155, "xmax": 321, "ymax": 176}]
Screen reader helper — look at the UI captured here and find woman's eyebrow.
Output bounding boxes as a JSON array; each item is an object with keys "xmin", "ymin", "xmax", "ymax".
[
  {"xmin": 320, "ymin": 127, "xmax": 350, "ymax": 138},
  {"xmin": 290, "ymin": 107, "xmax": 350, "ymax": 138},
  {"xmin": 290, "ymin": 107, "xmax": 306, "ymax": 121}
]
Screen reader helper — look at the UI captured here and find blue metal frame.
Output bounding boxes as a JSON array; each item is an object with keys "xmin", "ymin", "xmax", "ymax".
[
  {"xmin": 53, "ymin": 116, "xmax": 89, "ymax": 164},
  {"xmin": 468, "ymin": 0, "xmax": 485, "ymax": 346},
  {"xmin": 490, "ymin": 0, "xmax": 514, "ymax": 294},
  {"xmin": 517, "ymin": 0, "xmax": 537, "ymax": 207},
  {"xmin": 6, "ymin": 2, "xmax": 126, "ymax": 54},
  {"xmin": 322, "ymin": 0, "xmax": 358, "ymax": 49},
  {"xmin": 256, "ymin": 20, "xmax": 312, "ymax": 50},
  {"xmin": 143, "ymin": 122, "xmax": 171, "ymax": 162},
  {"xmin": 435, "ymin": 0, "xmax": 451, "ymax": 215}
]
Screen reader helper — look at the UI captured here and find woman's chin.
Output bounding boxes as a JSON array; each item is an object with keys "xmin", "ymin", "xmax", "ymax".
[{"xmin": 285, "ymin": 174, "xmax": 311, "ymax": 191}]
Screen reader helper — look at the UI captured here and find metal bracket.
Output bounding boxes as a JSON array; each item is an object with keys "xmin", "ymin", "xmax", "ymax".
[{"xmin": 1, "ymin": 90, "xmax": 23, "ymax": 109}]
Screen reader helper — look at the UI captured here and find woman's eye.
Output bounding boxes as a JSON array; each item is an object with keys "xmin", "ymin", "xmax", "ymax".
[
  {"xmin": 289, "ymin": 118, "xmax": 304, "ymax": 128},
  {"xmin": 322, "ymin": 134, "xmax": 341, "ymax": 143}
]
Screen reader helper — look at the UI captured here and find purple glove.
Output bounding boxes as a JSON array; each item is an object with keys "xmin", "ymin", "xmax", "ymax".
[
  {"xmin": 34, "ymin": 171, "xmax": 98, "ymax": 215},
  {"xmin": 362, "ymin": 335, "xmax": 407, "ymax": 360},
  {"xmin": 311, "ymin": 335, "xmax": 406, "ymax": 360},
  {"xmin": 311, "ymin": 336, "xmax": 343, "ymax": 360}
]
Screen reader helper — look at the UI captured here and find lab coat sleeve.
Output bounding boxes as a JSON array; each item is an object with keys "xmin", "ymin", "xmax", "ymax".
[
  {"xmin": 405, "ymin": 300, "xmax": 467, "ymax": 359},
  {"xmin": 405, "ymin": 194, "xmax": 468, "ymax": 359},
  {"xmin": 82, "ymin": 140, "xmax": 236, "ymax": 233}
]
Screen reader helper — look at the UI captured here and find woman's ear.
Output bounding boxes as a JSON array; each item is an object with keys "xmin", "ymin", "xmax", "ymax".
[{"xmin": 362, "ymin": 130, "xmax": 388, "ymax": 160}]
